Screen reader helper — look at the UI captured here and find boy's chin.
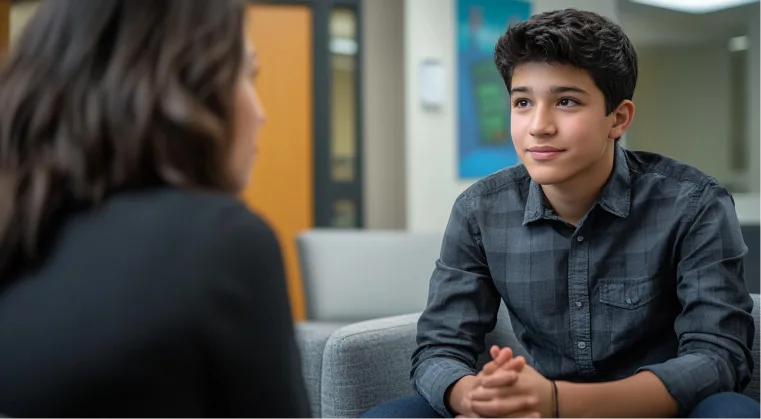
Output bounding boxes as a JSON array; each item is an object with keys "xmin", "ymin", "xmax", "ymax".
[{"xmin": 526, "ymin": 168, "xmax": 571, "ymax": 186}]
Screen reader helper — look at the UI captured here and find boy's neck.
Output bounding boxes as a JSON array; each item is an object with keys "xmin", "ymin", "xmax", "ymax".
[{"xmin": 540, "ymin": 147, "xmax": 616, "ymax": 227}]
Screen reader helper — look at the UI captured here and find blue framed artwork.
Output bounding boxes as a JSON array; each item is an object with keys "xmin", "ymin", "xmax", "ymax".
[{"xmin": 457, "ymin": 0, "xmax": 530, "ymax": 179}]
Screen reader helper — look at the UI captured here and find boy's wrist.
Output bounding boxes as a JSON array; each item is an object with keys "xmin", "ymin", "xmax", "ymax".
[{"xmin": 445, "ymin": 375, "xmax": 478, "ymax": 415}]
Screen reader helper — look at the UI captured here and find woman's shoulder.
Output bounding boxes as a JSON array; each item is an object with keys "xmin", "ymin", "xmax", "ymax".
[
  {"xmin": 103, "ymin": 187, "xmax": 283, "ymax": 296},
  {"xmin": 106, "ymin": 187, "xmax": 272, "ymax": 236},
  {"xmin": 159, "ymin": 190, "xmax": 287, "ymax": 315},
  {"xmin": 143, "ymin": 188, "xmax": 280, "ymax": 265},
  {"xmin": 92, "ymin": 187, "xmax": 280, "ymax": 270}
]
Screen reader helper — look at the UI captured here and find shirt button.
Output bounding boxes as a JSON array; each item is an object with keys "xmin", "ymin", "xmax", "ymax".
[
  {"xmin": 577, "ymin": 341, "xmax": 587, "ymax": 349},
  {"xmin": 576, "ymin": 236, "xmax": 584, "ymax": 242},
  {"xmin": 625, "ymin": 297, "xmax": 633, "ymax": 305},
  {"xmin": 575, "ymin": 301, "xmax": 583, "ymax": 308}
]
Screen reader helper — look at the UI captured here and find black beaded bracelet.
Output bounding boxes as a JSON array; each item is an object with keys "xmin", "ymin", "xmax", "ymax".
[{"xmin": 551, "ymin": 380, "xmax": 560, "ymax": 418}]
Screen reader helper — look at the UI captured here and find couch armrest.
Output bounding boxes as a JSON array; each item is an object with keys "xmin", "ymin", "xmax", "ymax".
[
  {"xmin": 295, "ymin": 321, "xmax": 348, "ymax": 418},
  {"xmin": 746, "ymin": 293, "xmax": 759, "ymax": 401},
  {"xmin": 320, "ymin": 312, "xmax": 422, "ymax": 418}
]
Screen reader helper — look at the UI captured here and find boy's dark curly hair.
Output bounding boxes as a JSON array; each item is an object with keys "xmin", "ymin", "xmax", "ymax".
[{"xmin": 495, "ymin": 8, "xmax": 638, "ymax": 115}]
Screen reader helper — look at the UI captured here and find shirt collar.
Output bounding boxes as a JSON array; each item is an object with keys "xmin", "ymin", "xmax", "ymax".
[{"xmin": 523, "ymin": 142, "xmax": 631, "ymax": 225}]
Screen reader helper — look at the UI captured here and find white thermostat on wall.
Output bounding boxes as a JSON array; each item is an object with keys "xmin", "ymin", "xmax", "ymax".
[{"xmin": 419, "ymin": 59, "xmax": 446, "ymax": 110}]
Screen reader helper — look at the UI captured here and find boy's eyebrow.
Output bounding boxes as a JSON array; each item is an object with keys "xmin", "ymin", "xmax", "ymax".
[
  {"xmin": 509, "ymin": 85, "xmax": 590, "ymax": 95},
  {"xmin": 509, "ymin": 86, "xmax": 531, "ymax": 95},
  {"xmin": 550, "ymin": 85, "xmax": 590, "ymax": 95}
]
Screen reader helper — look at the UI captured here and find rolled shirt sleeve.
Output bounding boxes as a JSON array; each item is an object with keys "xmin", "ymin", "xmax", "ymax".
[{"xmin": 637, "ymin": 183, "xmax": 755, "ymax": 415}]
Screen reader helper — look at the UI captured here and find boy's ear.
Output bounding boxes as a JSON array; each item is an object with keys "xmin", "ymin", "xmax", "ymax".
[{"xmin": 608, "ymin": 100, "xmax": 635, "ymax": 140}]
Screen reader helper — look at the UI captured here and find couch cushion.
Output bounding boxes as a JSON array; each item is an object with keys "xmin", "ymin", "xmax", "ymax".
[
  {"xmin": 320, "ymin": 313, "xmax": 420, "ymax": 418},
  {"xmin": 295, "ymin": 321, "xmax": 348, "ymax": 417},
  {"xmin": 746, "ymin": 293, "xmax": 759, "ymax": 401}
]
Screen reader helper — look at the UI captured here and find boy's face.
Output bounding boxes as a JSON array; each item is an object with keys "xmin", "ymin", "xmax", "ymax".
[{"xmin": 509, "ymin": 62, "xmax": 632, "ymax": 187}]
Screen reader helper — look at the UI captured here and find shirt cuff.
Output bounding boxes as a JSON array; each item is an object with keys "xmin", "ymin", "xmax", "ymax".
[
  {"xmin": 414, "ymin": 358, "xmax": 478, "ymax": 418},
  {"xmin": 637, "ymin": 353, "xmax": 732, "ymax": 416}
]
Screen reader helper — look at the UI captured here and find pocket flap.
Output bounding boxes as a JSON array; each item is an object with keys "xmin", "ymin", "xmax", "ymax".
[{"xmin": 599, "ymin": 275, "xmax": 661, "ymax": 309}]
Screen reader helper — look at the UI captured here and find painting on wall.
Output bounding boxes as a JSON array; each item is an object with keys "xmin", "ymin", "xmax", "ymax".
[{"xmin": 457, "ymin": 0, "xmax": 530, "ymax": 179}]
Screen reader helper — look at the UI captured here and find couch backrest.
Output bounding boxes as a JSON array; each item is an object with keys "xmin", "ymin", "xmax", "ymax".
[
  {"xmin": 747, "ymin": 293, "xmax": 760, "ymax": 400},
  {"xmin": 741, "ymin": 225, "xmax": 760, "ymax": 294},
  {"xmin": 297, "ymin": 229, "xmax": 444, "ymax": 322}
]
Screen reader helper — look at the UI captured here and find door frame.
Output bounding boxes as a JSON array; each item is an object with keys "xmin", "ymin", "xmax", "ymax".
[{"xmin": 249, "ymin": 0, "xmax": 364, "ymax": 228}]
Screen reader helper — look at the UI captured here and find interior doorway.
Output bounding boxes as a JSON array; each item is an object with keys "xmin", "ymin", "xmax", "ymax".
[{"xmin": 242, "ymin": 0, "xmax": 364, "ymax": 320}]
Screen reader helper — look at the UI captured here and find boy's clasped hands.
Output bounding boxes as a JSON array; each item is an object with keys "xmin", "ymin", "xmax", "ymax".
[{"xmin": 457, "ymin": 346, "xmax": 556, "ymax": 418}]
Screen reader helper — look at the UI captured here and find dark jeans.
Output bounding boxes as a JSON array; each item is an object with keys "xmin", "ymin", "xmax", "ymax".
[
  {"xmin": 361, "ymin": 392, "xmax": 761, "ymax": 418},
  {"xmin": 687, "ymin": 392, "xmax": 761, "ymax": 418},
  {"xmin": 361, "ymin": 395, "xmax": 440, "ymax": 418}
]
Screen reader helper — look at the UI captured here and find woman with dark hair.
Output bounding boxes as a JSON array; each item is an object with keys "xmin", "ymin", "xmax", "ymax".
[{"xmin": 0, "ymin": 0, "xmax": 310, "ymax": 417}]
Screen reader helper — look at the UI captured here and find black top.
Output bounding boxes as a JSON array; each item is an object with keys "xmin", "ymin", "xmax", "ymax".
[{"xmin": 0, "ymin": 188, "xmax": 310, "ymax": 417}]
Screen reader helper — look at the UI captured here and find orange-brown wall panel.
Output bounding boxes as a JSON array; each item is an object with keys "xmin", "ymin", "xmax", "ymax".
[
  {"xmin": 241, "ymin": 4, "xmax": 313, "ymax": 321},
  {"xmin": 0, "ymin": 0, "xmax": 9, "ymax": 53}
]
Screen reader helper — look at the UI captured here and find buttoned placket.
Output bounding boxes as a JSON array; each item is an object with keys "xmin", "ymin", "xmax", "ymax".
[{"xmin": 568, "ymin": 230, "xmax": 596, "ymax": 376}]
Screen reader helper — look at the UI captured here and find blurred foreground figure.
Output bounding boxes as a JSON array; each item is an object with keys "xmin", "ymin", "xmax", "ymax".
[{"xmin": 0, "ymin": 0, "xmax": 310, "ymax": 417}]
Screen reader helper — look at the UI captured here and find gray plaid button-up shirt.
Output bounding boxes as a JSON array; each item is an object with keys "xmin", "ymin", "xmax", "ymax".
[{"xmin": 412, "ymin": 144, "xmax": 755, "ymax": 417}]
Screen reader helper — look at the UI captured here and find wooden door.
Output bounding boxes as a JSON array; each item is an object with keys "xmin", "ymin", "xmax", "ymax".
[
  {"xmin": 241, "ymin": 4, "xmax": 313, "ymax": 321},
  {"xmin": 0, "ymin": 0, "xmax": 9, "ymax": 53}
]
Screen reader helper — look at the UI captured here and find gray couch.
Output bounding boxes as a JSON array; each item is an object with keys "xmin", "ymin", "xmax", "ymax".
[
  {"xmin": 297, "ymin": 229, "xmax": 443, "ymax": 323},
  {"xmin": 295, "ymin": 230, "xmax": 444, "ymax": 417},
  {"xmin": 742, "ymin": 225, "xmax": 760, "ymax": 294},
  {"xmin": 298, "ymin": 295, "xmax": 760, "ymax": 418}
]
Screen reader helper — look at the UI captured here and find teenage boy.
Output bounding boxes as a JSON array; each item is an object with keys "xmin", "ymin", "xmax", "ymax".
[{"xmin": 363, "ymin": 8, "xmax": 759, "ymax": 419}]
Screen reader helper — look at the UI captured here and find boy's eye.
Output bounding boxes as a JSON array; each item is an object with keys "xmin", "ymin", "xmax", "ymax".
[
  {"xmin": 558, "ymin": 98, "xmax": 579, "ymax": 107},
  {"xmin": 514, "ymin": 99, "xmax": 530, "ymax": 108}
]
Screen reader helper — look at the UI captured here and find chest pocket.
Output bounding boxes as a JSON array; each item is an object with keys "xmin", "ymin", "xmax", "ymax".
[
  {"xmin": 599, "ymin": 275, "xmax": 662, "ymax": 309},
  {"xmin": 597, "ymin": 274, "xmax": 669, "ymax": 351}
]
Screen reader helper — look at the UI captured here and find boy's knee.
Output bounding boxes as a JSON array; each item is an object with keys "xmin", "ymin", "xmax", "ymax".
[{"xmin": 688, "ymin": 392, "xmax": 760, "ymax": 418}]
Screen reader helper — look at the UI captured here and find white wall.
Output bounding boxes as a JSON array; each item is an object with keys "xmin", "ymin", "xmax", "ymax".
[
  {"xmin": 404, "ymin": 0, "xmax": 466, "ymax": 232},
  {"xmin": 627, "ymin": 30, "xmax": 759, "ymax": 223},
  {"xmin": 628, "ymin": 42, "xmax": 735, "ymax": 183},
  {"xmin": 534, "ymin": 0, "xmax": 618, "ymax": 22},
  {"xmin": 362, "ymin": 0, "xmax": 407, "ymax": 229}
]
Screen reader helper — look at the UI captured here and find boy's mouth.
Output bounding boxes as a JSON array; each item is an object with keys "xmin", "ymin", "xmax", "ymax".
[{"xmin": 527, "ymin": 146, "xmax": 564, "ymax": 160}]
